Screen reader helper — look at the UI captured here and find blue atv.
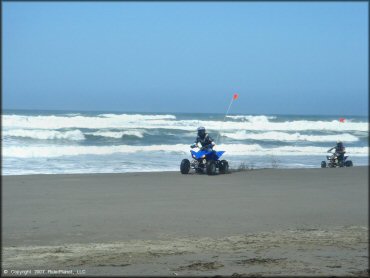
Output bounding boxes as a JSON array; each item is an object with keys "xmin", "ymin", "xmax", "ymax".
[
  {"xmin": 321, "ymin": 151, "xmax": 353, "ymax": 168},
  {"xmin": 180, "ymin": 147, "xmax": 229, "ymax": 175}
]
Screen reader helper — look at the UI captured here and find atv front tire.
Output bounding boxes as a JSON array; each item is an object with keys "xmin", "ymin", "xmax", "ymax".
[
  {"xmin": 180, "ymin": 159, "xmax": 190, "ymax": 174},
  {"xmin": 321, "ymin": 161, "xmax": 326, "ymax": 168},
  {"xmin": 344, "ymin": 160, "xmax": 353, "ymax": 167},
  {"xmin": 206, "ymin": 160, "xmax": 217, "ymax": 175}
]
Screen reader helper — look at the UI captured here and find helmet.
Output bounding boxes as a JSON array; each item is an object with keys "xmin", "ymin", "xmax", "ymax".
[
  {"xmin": 197, "ymin": 126, "xmax": 206, "ymax": 138},
  {"xmin": 336, "ymin": 141, "xmax": 343, "ymax": 147}
]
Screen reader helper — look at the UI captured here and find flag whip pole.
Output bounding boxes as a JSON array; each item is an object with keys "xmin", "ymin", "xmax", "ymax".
[{"xmin": 215, "ymin": 93, "xmax": 238, "ymax": 145}]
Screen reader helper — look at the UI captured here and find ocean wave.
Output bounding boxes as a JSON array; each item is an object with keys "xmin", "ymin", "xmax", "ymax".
[
  {"xmin": 86, "ymin": 130, "xmax": 144, "ymax": 139},
  {"xmin": 3, "ymin": 129, "xmax": 85, "ymax": 141},
  {"xmin": 3, "ymin": 128, "xmax": 146, "ymax": 140},
  {"xmin": 221, "ymin": 131, "xmax": 359, "ymax": 142},
  {"xmin": 204, "ymin": 120, "xmax": 368, "ymax": 132},
  {"xmin": 98, "ymin": 113, "xmax": 176, "ymax": 120},
  {"xmin": 2, "ymin": 114, "xmax": 177, "ymax": 130},
  {"xmin": 3, "ymin": 144, "xmax": 368, "ymax": 158},
  {"xmin": 226, "ymin": 115, "xmax": 277, "ymax": 122},
  {"xmin": 3, "ymin": 114, "xmax": 367, "ymax": 132}
]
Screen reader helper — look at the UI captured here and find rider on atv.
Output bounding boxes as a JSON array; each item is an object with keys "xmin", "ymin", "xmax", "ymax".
[
  {"xmin": 327, "ymin": 141, "xmax": 346, "ymax": 166},
  {"xmin": 190, "ymin": 127, "xmax": 215, "ymax": 152},
  {"xmin": 180, "ymin": 127, "xmax": 228, "ymax": 175}
]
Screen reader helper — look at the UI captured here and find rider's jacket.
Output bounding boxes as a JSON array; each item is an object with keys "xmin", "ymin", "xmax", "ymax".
[
  {"xmin": 335, "ymin": 146, "xmax": 346, "ymax": 154},
  {"xmin": 328, "ymin": 145, "xmax": 346, "ymax": 155},
  {"xmin": 194, "ymin": 133, "xmax": 214, "ymax": 148}
]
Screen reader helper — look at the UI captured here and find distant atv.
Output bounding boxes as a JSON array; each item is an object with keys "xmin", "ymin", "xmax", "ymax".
[
  {"xmin": 321, "ymin": 151, "xmax": 353, "ymax": 168},
  {"xmin": 180, "ymin": 147, "xmax": 229, "ymax": 175}
]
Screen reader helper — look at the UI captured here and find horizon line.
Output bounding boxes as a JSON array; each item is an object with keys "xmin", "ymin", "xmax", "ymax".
[{"xmin": 2, "ymin": 107, "xmax": 368, "ymax": 118}]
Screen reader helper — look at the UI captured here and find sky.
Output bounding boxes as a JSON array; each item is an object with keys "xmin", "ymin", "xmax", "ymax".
[{"xmin": 3, "ymin": 2, "xmax": 369, "ymax": 115}]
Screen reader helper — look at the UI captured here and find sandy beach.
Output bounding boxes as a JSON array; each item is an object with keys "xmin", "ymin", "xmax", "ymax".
[{"xmin": 2, "ymin": 167, "xmax": 368, "ymax": 276}]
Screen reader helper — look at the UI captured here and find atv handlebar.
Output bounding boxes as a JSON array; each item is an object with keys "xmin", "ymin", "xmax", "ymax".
[{"xmin": 190, "ymin": 145, "xmax": 216, "ymax": 151}]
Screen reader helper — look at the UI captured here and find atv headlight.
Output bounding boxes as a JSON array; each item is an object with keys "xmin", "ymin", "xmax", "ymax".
[{"xmin": 201, "ymin": 154, "xmax": 206, "ymax": 158}]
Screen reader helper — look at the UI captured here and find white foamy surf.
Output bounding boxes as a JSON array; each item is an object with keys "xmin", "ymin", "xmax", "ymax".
[
  {"xmin": 221, "ymin": 131, "xmax": 359, "ymax": 142},
  {"xmin": 3, "ymin": 114, "xmax": 368, "ymax": 132},
  {"xmin": 2, "ymin": 110, "xmax": 368, "ymax": 175}
]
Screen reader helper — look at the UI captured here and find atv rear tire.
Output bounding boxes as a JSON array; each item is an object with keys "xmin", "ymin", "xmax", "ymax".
[
  {"xmin": 206, "ymin": 160, "xmax": 217, "ymax": 175},
  {"xmin": 345, "ymin": 160, "xmax": 353, "ymax": 167},
  {"xmin": 180, "ymin": 159, "xmax": 190, "ymax": 174},
  {"xmin": 219, "ymin": 160, "xmax": 229, "ymax": 174},
  {"xmin": 321, "ymin": 161, "xmax": 326, "ymax": 168}
]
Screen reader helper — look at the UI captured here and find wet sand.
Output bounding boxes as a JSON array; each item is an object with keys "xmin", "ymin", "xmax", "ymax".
[{"xmin": 2, "ymin": 167, "xmax": 368, "ymax": 276}]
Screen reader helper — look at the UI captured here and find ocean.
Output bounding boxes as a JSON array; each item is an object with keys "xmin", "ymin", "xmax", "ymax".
[{"xmin": 2, "ymin": 110, "xmax": 368, "ymax": 175}]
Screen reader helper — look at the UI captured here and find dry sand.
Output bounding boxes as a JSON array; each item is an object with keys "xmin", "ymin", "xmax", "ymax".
[{"xmin": 2, "ymin": 167, "xmax": 368, "ymax": 276}]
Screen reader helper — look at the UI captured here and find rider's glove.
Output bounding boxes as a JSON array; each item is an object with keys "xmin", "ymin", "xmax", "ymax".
[{"xmin": 190, "ymin": 144, "xmax": 196, "ymax": 148}]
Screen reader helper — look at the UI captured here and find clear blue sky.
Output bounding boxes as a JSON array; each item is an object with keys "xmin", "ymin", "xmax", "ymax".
[{"xmin": 3, "ymin": 2, "xmax": 368, "ymax": 115}]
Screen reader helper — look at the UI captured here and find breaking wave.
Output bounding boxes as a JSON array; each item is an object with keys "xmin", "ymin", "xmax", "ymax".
[
  {"xmin": 3, "ymin": 144, "xmax": 368, "ymax": 158},
  {"xmin": 3, "ymin": 112, "xmax": 368, "ymax": 174},
  {"xmin": 3, "ymin": 129, "xmax": 85, "ymax": 141},
  {"xmin": 2, "ymin": 114, "xmax": 368, "ymax": 132},
  {"xmin": 86, "ymin": 130, "xmax": 144, "ymax": 139},
  {"xmin": 221, "ymin": 131, "xmax": 359, "ymax": 142},
  {"xmin": 226, "ymin": 115, "xmax": 277, "ymax": 122}
]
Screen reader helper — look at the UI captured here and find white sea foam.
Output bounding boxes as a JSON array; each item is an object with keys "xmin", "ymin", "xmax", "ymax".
[
  {"xmin": 3, "ymin": 144, "xmax": 187, "ymax": 158},
  {"xmin": 226, "ymin": 115, "xmax": 277, "ymax": 122},
  {"xmin": 98, "ymin": 113, "xmax": 176, "ymax": 120},
  {"xmin": 3, "ymin": 113, "xmax": 367, "ymax": 175},
  {"xmin": 3, "ymin": 129, "xmax": 85, "ymax": 141},
  {"xmin": 203, "ymin": 120, "xmax": 368, "ymax": 132},
  {"xmin": 3, "ymin": 144, "xmax": 368, "ymax": 158},
  {"xmin": 87, "ymin": 130, "xmax": 144, "ymax": 138},
  {"xmin": 2, "ymin": 114, "xmax": 177, "ymax": 130},
  {"xmin": 3, "ymin": 114, "xmax": 367, "ymax": 132},
  {"xmin": 221, "ymin": 131, "xmax": 359, "ymax": 142},
  {"xmin": 217, "ymin": 144, "xmax": 368, "ymax": 156}
]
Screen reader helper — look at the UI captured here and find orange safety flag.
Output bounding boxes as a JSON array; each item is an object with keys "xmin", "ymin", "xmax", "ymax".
[
  {"xmin": 233, "ymin": 93, "xmax": 239, "ymax": 100},
  {"xmin": 339, "ymin": 117, "xmax": 345, "ymax": 123}
]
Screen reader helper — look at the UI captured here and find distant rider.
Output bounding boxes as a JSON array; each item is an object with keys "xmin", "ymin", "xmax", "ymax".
[
  {"xmin": 327, "ymin": 141, "xmax": 346, "ymax": 166},
  {"xmin": 191, "ymin": 127, "xmax": 215, "ymax": 152}
]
